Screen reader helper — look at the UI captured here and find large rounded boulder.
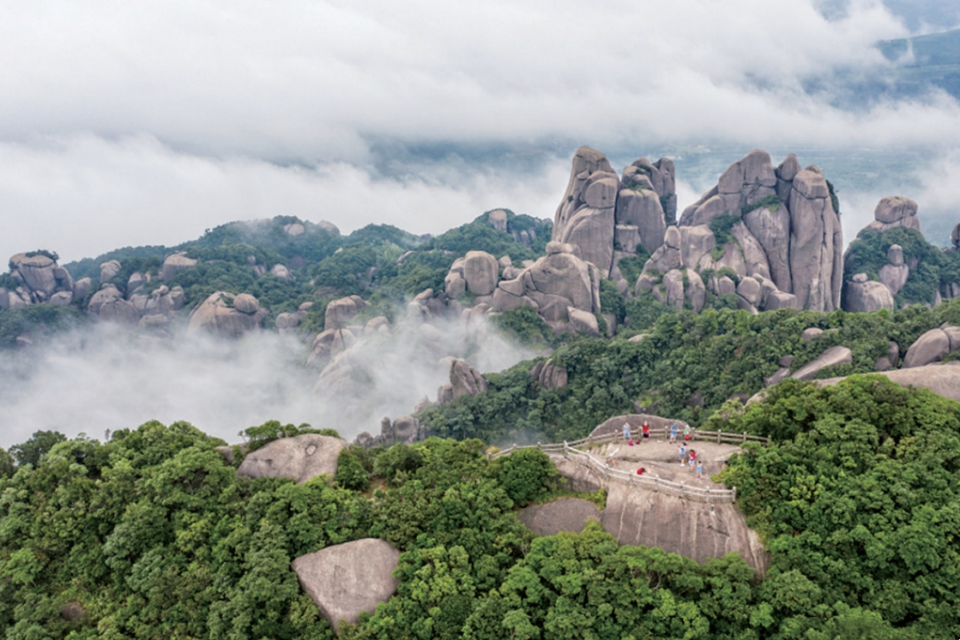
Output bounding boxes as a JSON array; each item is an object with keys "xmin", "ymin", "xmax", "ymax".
[
  {"xmin": 292, "ymin": 538, "xmax": 400, "ymax": 632},
  {"xmin": 236, "ymin": 434, "xmax": 347, "ymax": 484}
]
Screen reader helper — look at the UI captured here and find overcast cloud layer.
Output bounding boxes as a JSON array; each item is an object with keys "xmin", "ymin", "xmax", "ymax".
[{"xmin": 2, "ymin": 0, "xmax": 960, "ymax": 262}]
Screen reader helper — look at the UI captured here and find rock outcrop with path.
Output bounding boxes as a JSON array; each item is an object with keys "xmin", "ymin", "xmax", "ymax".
[
  {"xmin": 518, "ymin": 498, "xmax": 602, "ymax": 536},
  {"xmin": 292, "ymin": 538, "xmax": 400, "ymax": 632},
  {"xmin": 530, "ymin": 414, "xmax": 769, "ymax": 572},
  {"xmin": 236, "ymin": 434, "xmax": 347, "ymax": 484}
]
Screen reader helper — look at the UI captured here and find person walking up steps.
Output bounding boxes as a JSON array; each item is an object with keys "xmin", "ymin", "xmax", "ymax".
[{"xmin": 670, "ymin": 423, "xmax": 678, "ymax": 443}]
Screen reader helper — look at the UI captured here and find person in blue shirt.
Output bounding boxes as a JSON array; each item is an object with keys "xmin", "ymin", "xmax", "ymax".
[
  {"xmin": 670, "ymin": 423, "xmax": 678, "ymax": 443},
  {"xmin": 622, "ymin": 422, "xmax": 631, "ymax": 441}
]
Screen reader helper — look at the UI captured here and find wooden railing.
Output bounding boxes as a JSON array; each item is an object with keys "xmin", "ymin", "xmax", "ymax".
[{"xmin": 489, "ymin": 426, "xmax": 769, "ymax": 503}]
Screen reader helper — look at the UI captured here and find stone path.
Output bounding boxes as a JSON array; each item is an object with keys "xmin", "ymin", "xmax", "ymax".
[{"xmin": 578, "ymin": 439, "xmax": 744, "ymax": 491}]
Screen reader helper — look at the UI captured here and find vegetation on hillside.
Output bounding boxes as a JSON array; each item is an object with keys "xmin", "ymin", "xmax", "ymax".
[
  {"xmin": 4, "ymin": 373, "xmax": 960, "ymax": 639},
  {"xmin": 420, "ymin": 299, "xmax": 960, "ymax": 446}
]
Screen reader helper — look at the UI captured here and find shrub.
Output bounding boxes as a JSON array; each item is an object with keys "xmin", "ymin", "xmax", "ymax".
[
  {"xmin": 335, "ymin": 449, "xmax": 370, "ymax": 491},
  {"xmin": 490, "ymin": 447, "xmax": 558, "ymax": 505}
]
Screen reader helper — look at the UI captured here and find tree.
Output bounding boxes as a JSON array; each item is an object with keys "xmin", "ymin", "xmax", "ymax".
[{"xmin": 9, "ymin": 430, "xmax": 67, "ymax": 467}]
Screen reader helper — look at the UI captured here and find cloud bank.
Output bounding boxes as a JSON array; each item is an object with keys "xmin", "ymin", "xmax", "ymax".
[
  {"xmin": 0, "ymin": 315, "xmax": 536, "ymax": 449},
  {"xmin": 1, "ymin": 0, "xmax": 959, "ymax": 264}
]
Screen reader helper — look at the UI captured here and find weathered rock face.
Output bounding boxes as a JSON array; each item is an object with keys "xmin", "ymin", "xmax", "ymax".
[
  {"xmin": 324, "ymin": 295, "xmax": 368, "ymax": 332},
  {"xmin": 878, "ymin": 244, "xmax": 909, "ymax": 297},
  {"xmin": 816, "ymin": 364, "xmax": 960, "ymax": 404},
  {"xmin": 843, "ymin": 274, "xmax": 895, "ymax": 312},
  {"xmin": 867, "ymin": 196, "xmax": 921, "ymax": 233},
  {"xmin": 492, "ymin": 242, "xmax": 600, "ymax": 326},
  {"xmin": 518, "ymin": 498, "xmax": 601, "ymax": 536},
  {"xmin": 788, "ymin": 167, "xmax": 843, "ymax": 311},
  {"xmin": 552, "ymin": 147, "xmax": 618, "ymax": 276},
  {"xmin": 188, "ymin": 291, "xmax": 267, "ymax": 338},
  {"xmin": 552, "ymin": 148, "xmax": 675, "ymax": 278},
  {"xmin": 292, "ymin": 538, "xmax": 400, "ymax": 632},
  {"xmin": 462, "ymin": 250, "xmax": 498, "ymax": 296},
  {"xmin": 530, "ymin": 360, "xmax": 568, "ymax": 389},
  {"xmin": 634, "ymin": 151, "xmax": 842, "ymax": 313},
  {"xmin": 6, "ymin": 252, "xmax": 76, "ymax": 306},
  {"xmin": 902, "ymin": 325, "xmax": 960, "ymax": 368},
  {"xmin": 791, "ymin": 346, "xmax": 853, "ymax": 381},
  {"xmin": 449, "ymin": 358, "xmax": 488, "ymax": 398},
  {"xmin": 237, "ymin": 434, "xmax": 347, "ymax": 484},
  {"xmin": 161, "ymin": 253, "xmax": 197, "ymax": 281}
]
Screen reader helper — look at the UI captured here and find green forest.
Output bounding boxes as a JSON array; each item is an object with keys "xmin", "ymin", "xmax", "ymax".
[{"xmin": 2, "ymin": 371, "xmax": 959, "ymax": 639}]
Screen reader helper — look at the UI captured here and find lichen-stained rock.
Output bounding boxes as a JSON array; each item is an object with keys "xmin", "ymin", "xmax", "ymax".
[
  {"xmin": 680, "ymin": 150, "xmax": 777, "ymax": 226},
  {"xmin": 462, "ymin": 250, "xmax": 499, "ymax": 296},
  {"xmin": 160, "ymin": 252, "xmax": 197, "ymax": 281},
  {"xmin": 292, "ymin": 539, "xmax": 400, "ymax": 633},
  {"xmin": 867, "ymin": 196, "xmax": 922, "ymax": 233},
  {"xmin": 643, "ymin": 226, "xmax": 683, "ymax": 274},
  {"xmin": 788, "ymin": 166, "xmax": 843, "ymax": 311},
  {"xmin": 791, "ymin": 346, "xmax": 853, "ymax": 381},
  {"xmin": 662, "ymin": 269, "xmax": 685, "ymax": 309},
  {"xmin": 552, "ymin": 147, "xmax": 619, "ymax": 276},
  {"xmin": 493, "ymin": 243, "xmax": 598, "ymax": 322},
  {"xmin": 188, "ymin": 291, "xmax": 266, "ymax": 338},
  {"xmin": 237, "ymin": 433, "xmax": 347, "ymax": 484}
]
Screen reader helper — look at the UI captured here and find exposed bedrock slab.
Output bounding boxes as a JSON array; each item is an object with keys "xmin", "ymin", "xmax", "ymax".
[
  {"xmin": 518, "ymin": 498, "xmax": 602, "ymax": 536},
  {"xmin": 236, "ymin": 434, "xmax": 347, "ymax": 484},
  {"xmin": 292, "ymin": 538, "xmax": 400, "ymax": 632}
]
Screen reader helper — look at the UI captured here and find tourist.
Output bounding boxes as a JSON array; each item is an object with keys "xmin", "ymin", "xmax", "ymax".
[
  {"xmin": 670, "ymin": 423, "xmax": 678, "ymax": 443},
  {"xmin": 683, "ymin": 425, "xmax": 692, "ymax": 441},
  {"xmin": 696, "ymin": 460, "xmax": 703, "ymax": 479},
  {"xmin": 679, "ymin": 443, "xmax": 686, "ymax": 464},
  {"xmin": 689, "ymin": 449, "xmax": 697, "ymax": 470},
  {"xmin": 642, "ymin": 421, "xmax": 650, "ymax": 441},
  {"xmin": 622, "ymin": 422, "xmax": 631, "ymax": 441}
]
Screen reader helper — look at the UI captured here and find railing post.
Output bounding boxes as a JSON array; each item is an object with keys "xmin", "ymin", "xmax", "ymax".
[
  {"xmin": 733, "ymin": 486, "xmax": 737, "ymax": 502},
  {"xmin": 717, "ymin": 431, "xmax": 721, "ymax": 444},
  {"xmin": 563, "ymin": 441, "xmax": 568, "ymax": 459},
  {"xmin": 742, "ymin": 432, "xmax": 747, "ymax": 443},
  {"xmin": 537, "ymin": 441, "xmax": 541, "ymax": 449},
  {"xmin": 680, "ymin": 482, "xmax": 685, "ymax": 499},
  {"xmin": 654, "ymin": 477, "xmax": 659, "ymax": 492}
]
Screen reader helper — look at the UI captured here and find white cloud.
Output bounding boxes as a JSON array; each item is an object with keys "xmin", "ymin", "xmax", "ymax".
[
  {"xmin": 0, "ymin": 135, "xmax": 568, "ymax": 263},
  {"xmin": 0, "ymin": 314, "xmax": 537, "ymax": 449}
]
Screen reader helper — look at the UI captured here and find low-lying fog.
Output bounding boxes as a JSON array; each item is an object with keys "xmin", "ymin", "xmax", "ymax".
[{"xmin": 0, "ymin": 314, "xmax": 536, "ymax": 449}]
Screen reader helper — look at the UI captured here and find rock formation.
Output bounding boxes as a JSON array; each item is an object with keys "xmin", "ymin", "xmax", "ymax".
[
  {"xmin": 902, "ymin": 324, "xmax": 960, "ymax": 368},
  {"xmin": 551, "ymin": 147, "xmax": 676, "ymax": 278},
  {"xmin": 867, "ymin": 196, "xmax": 921, "ymax": 233},
  {"xmin": 160, "ymin": 252, "xmax": 198, "ymax": 281},
  {"xmin": 236, "ymin": 434, "xmax": 347, "ymax": 484},
  {"xmin": 188, "ymin": 291, "xmax": 267, "ymax": 338},
  {"xmin": 842, "ymin": 198, "xmax": 960, "ymax": 310},
  {"xmin": 530, "ymin": 360, "xmax": 568, "ymax": 389},
  {"xmin": 790, "ymin": 346, "xmax": 853, "ymax": 380},
  {"xmin": 518, "ymin": 498, "xmax": 601, "ymax": 536},
  {"xmin": 292, "ymin": 538, "xmax": 400, "ymax": 632},
  {"xmin": 634, "ymin": 150, "xmax": 842, "ymax": 312},
  {"xmin": 843, "ymin": 273, "xmax": 894, "ymax": 312},
  {"xmin": 3, "ymin": 252, "xmax": 75, "ymax": 307},
  {"xmin": 815, "ymin": 364, "xmax": 960, "ymax": 404},
  {"xmin": 324, "ymin": 295, "xmax": 368, "ymax": 331},
  {"xmin": 491, "ymin": 242, "xmax": 601, "ymax": 326}
]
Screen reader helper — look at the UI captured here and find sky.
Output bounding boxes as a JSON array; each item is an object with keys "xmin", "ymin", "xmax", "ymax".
[{"xmin": 2, "ymin": 0, "xmax": 960, "ymax": 265}]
